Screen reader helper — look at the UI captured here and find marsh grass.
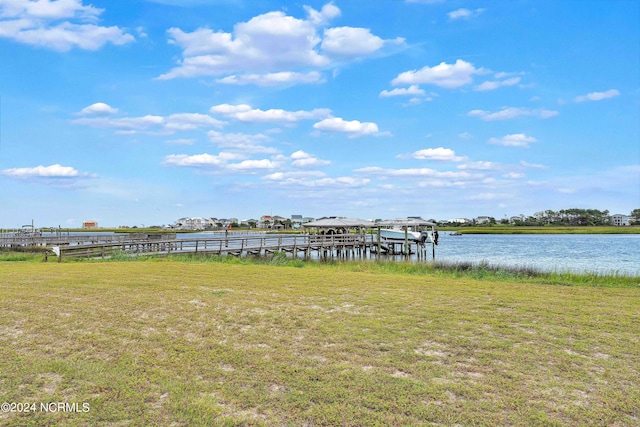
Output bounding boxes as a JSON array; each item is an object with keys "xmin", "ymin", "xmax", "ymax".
[
  {"xmin": 76, "ymin": 251, "xmax": 639, "ymax": 289},
  {"xmin": 0, "ymin": 260, "xmax": 638, "ymax": 426},
  {"xmin": 0, "ymin": 251, "xmax": 45, "ymax": 262}
]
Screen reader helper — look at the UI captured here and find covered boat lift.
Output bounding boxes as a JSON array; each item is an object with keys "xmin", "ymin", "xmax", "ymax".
[
  {"xmin": 376, "ymin": 217, "xmax": 438, "ymax": 259},
  {"xmin": 303, "ymin": 217, "xmax": 375, "ymax": 235}
]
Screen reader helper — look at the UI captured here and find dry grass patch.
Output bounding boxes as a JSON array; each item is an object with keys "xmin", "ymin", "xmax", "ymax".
[{"xmin": 0, "ymin": 261, "xmax": 638, "ymax": 426}]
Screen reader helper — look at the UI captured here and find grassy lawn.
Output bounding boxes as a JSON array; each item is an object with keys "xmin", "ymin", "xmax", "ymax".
[{"xmin": 1, "ymin": 260, "xmax": 638, "ymax": 426}]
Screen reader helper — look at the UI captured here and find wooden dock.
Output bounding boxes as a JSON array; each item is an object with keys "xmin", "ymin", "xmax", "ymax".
[
  {"xmin": 0, "ymin": 232, "xmax": 175, "ymax": 249},
  {"xmin": 43, "ymin": 233, "xmax": 435, "ymax": 261}
]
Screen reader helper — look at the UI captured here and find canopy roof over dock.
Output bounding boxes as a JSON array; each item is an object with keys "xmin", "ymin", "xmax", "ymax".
[
  {"xmin": 303, "ymin": 217, "xmax": 375, "ymax": 228},
  {"xmin": 378, "ymin": 218, "xmax": 436, "ymax": 227}
]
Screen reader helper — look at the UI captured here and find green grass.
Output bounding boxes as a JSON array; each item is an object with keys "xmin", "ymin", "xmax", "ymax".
[
  {"xmin": 0, "ymin": 251, "xmax": 46, "ymax": 263},
  {"xmin": 1, "ymin": 260, "xmax": 638, "ymax": 426}
]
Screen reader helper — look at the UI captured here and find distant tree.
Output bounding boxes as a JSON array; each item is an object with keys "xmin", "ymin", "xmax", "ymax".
[{"xmin": 631, "ymin": 209, "xmax": 640, "ymax": 225}]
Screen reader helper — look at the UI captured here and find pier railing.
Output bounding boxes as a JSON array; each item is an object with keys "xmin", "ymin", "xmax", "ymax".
[
  {"xmin": 52, "ymin": 234, "xmax": 376, "ymax": 261},
  {"xmin": 0, "ymin": 233, "xmax": 175, "ymax": 248}
]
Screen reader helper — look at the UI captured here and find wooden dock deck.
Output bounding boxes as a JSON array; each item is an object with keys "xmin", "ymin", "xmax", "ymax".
[{"xmin": 41, "ymin": 233, "xmax": 435, "ymax": 261}]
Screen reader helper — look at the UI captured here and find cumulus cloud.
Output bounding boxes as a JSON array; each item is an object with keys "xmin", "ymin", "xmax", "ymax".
[
  {"xmin": 290, "ymin": 150, "xmax": 331, "ymax": 167},
  {"xmin": 448, "ymin": 8, "xmax": 485, "ymax": 20},
  {"xmin": 321, "ymin": 26, "xmax": 403, "ymax": 57},
  {"xmin": 79, "ymin": 102, "xmax": 119, "ymax": 115},
  {"xmin": 216, "ymin": 71, "xmax": 324, "ymax": 86},
  {"xmin": 468, "ymin": 107, "xmax": 558, "ymax": 121},
  {"xmin": 457, "ymin": 161, "xmax": 499, "ymax": 171},
  {"xmin": 0, "ymin": 0, "xmax": 134, "ymax": 51},
  {"xmin": 207, "ymin": 130, "xmax": 278, "ymax": 154},
  {"xmin": 163, "ymin": 152, "xmax": 237, "ymax": 167},
  {"xmin": 474, "ymin": 76, "xmax": 520, "ymax": 91},
  {"xmin": 408, "ymin": 147, "xmax": 465, "ymax": 161},
  {"xmin": 157, "ymin": 2, "xmax": 403, "ymax": 85},
  {"xmin": 1, "ymin": 164, "xmax": 95, "ymax": 186},
  {"xmin": 489, "ymin": 133, "xmax": 538, "ymax": 148},
  {"xmin": 312, "ymin": 117, "xmax": 382, "ymax": 138},
  {"xmin": 379, "ymin": 85, "xmax": 425, "ymax": 98},
  {"xmin": 391, "ymin": 59, "xmax": 486, "ymax": 89},
  {"xmin": 73, "ymin": 110, "xmax": 225, "ymax": 134},
  {"xmin": 2, "ymin": 164, "xmax": 80, "ymax": 178},
  {"xmin": 264, "ymin": 171, "xmax": 369, "ymax": 188},
  {"xmin": 163, "ymin": 152, "xmax": 277, "ymax": 173},
  {"xmin": 574, "ymin": 89, "xmax": 620, "ymax": 103},
  {"xmin": 209, "ymin": 104, "xmax": 331, "ymax": 124},
  {"xmin": 355, "ymin": 166, "xmax": 473, "ymax": 179}
]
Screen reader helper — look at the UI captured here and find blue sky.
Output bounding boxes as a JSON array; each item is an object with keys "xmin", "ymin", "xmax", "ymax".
[{"xmin": 1, "ymin": 0, "xmax": 638, "ymax": 227}]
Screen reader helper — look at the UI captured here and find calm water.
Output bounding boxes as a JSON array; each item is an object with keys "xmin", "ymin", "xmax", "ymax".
[
  {"xmin": 37, "ymin": 231, "xmax": 640, "ymax": 275},
  {"xmin": 434, "ymin": 233, "xmax": 640, "ymax": 275}
]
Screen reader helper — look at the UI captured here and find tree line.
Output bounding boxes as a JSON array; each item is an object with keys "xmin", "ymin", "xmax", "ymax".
[
  {"xmin": 498, "ymin": 208, "xmax": 639, "ymax": 226},
  {"xmin": 514, "ymin": 208, "xmax": 640, "ymax": 226}
]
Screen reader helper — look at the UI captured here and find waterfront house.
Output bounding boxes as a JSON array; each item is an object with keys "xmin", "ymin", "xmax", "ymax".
[{"xmin": 612, "ymin": 214, "xmax": 630, "ymax": 226}]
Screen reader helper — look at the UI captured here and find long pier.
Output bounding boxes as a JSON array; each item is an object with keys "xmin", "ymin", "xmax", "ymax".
[
  {"xmin": 41, "ymin": 234, "xmax": 434, "ymax": 261},
  {"xmin": 0, "ymin": 232, "xmax": 175, "ymax": 248}
]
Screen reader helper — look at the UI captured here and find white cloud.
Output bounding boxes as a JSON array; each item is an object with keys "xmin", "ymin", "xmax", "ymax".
[
  {"xmin": 391, "ymin": 59, "xmax": 486, "ymax": 89},
  {"xmin": 210, "ymin": 104, "xmax": 331, "ymax": 124},
  {"xmin": 304, "ymin": 2, "xmax": 341, "ymax": 26},
  {"xmin": 489, "ymin": 133, "xmax": 538, "ymax": 148},
  {"xmin": 313, "ymin": 117, "xmax": 381, "ymax": 138},
  {"xmin": 355, "ymin": 166, "xmax": 473, "ymax": 179},
  {"xmin": 457, "ymin": 161, "xmax": 499, "ymax": 171},
  {"xmin": 409, "ymin": 147, "xmax": 465, "ymax": 161},
  {"xmin": 474, "ymin": 77, "xmax": 520, "ymax": 91},
  {"xmin": 79, "ymin": 102, "xmax": 118, "ymax": 115},
  {"xmin": 468, "ymin": 107, "xmax": 558, "ymax": 121},
  {"xmin": 574, "ymin": 89, "xmax": 620, "ymax": 103},
  {"xmin": 379, "ymin": 85, "xmax": 425, "ymax": 98},
  {"xmin": 520, "ymin": 160, "xmax": 549, "ymax": 169},
  {"xmin": 263, "ymin": 170, "xmax": 326, "ymax": 181},
  {"xmin": 216, "ymin": 71, "xmax": 324, "ymax": 86},
  {"xmin": 290, "ymin": 150, "xmax": 331, "ymax": 167},
  {"xmin": 322, "ymin": 26, "xmax": 403, "ymax": 57},
  {"xmin": 207, "ymin": 130, "xmax": 278, "ymax": 154},
  {"xmin": 264, "ymin": 171, "xmax": 369, "ymax": 188},
  {"xmin": 73, "ymin": 110, "xmax": 225, "ymax": 134},
  {"xmin": 157, "ymin": 3, "xmax": 401, "ymax": 83},
  {"xmin": 227, "ymin": 159, "xmax": 276, "ymax": 172},
  {"xmin": 448, "ymin": 8, "xmax": 485, "ymax": 20},
  {"xmin": 163, "ymin": 152, "xmax": 237, "ymax": 167},
  {"xmin": 0, "ymin": 0, "xmax": 134, "ymax": 51},
  {"xmin": 164, "ymin": 113, "xmax": 226, "ymax": 131},
  {"xmin": 2, "ymin": 163, "xmax": 80, "ymax": 178},
  {"xmin": 163, "ymin": 152, "xmax": 277, "ymax": 174},
  {"xmin": 503, "ymin": 172, "xmax": 525, "ymax": 179},
  {"xmin": 209, "ymin": 104, "xmax": 252, "ymax": 115}
]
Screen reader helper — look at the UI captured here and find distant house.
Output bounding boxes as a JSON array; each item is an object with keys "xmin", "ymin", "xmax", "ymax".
[
  {"xmin": 173, "ymin": 217, "xmax": 213, "ymax": 230},
  {"xmin": 258, "ymin": 215, "xmax": 273, "ymax": 229},
  {"xmin": 475, "ymin": 216, "xmax": 491, "ymax": 224},
  {"xmin": 611, "ymin": 214, "xmax": 630, "ymax": 226},
  {"xmin": 83, "ymin": 221, "xmax": 98, "ymax": 229},
  {"xmin": 241, "ymin": 219, "xmax": 258, "ymax": 228},
  {"xmin": 449, "ymin": 218, "xmax": 471, "ymax": 224}
]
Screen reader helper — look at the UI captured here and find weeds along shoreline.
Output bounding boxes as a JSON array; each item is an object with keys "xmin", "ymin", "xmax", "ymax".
[{"xmin": 2, "ymin": 249, "xmax": 637, "ymax": 288}]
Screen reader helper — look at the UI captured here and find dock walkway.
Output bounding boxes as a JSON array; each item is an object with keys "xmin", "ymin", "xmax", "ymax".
[{"xmin": 50, "ymin": 234, "xmax": 388, "ymax": 261}]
